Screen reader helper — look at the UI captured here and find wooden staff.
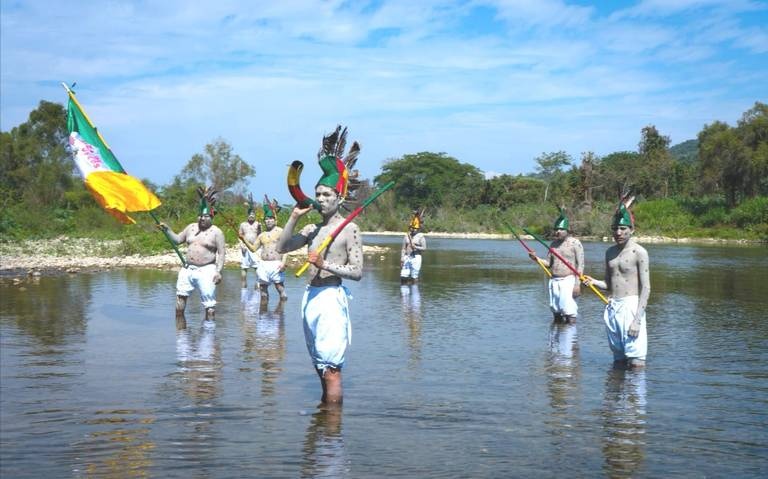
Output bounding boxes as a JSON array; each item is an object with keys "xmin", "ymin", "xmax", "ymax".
[
  {"xmin": 505, "ymin": 223, "xmax": 551, "ymax": 277},
  {"xmin": 524, "ymin": 228, "xmax": 608, "ymax": 304},
  {"xmin": 295, "ymin": 181, "xmax": 395, "ymax": 277}
]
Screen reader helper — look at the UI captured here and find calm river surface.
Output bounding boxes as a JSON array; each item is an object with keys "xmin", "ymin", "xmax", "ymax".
[{"xmin": 1, "ymin": 236, "xmax": 767, "ymax": 478}]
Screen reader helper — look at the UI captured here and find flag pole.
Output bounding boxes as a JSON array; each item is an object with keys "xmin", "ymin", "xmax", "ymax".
[{"xmin": 62, "ymin": 82, "xmax": 187, "ymax": 267}]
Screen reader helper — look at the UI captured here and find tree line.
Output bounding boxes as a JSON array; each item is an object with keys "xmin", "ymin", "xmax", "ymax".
[{"xmin": 1, "ymin": 100, "xmax": 766, "ymax": 249}]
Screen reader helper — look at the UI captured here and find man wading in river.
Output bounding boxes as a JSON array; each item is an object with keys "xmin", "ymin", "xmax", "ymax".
[
  {"xmin": 277, "ymin": 125, "xmax": 363, "ymax": 405},
  {"xmin": 528, "ymin": 208, "xmax": 584, "ymax": 323},
  {"xmin": 158, "ymin": 186, "xmax": 226, "ymax": 321},
  {"xmin": 583, "ymin": 195, "xmax": 651, "ymax": 368}
]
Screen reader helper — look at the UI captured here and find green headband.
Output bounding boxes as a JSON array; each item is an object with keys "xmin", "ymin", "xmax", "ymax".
[
  {"xmin": 612, "ymin": 203, "xmax": 634, "ymax": 227},
  {"xmin": 262, "ymin": 203, "xmax": 274, "ymax": 218},
  {"xmin": 553, "ymin": 208, "xmax": 569, "ymax": 230}
]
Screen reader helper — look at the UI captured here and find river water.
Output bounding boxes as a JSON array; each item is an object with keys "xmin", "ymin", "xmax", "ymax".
[{"xmin": 1, "ymin": 236, "xmax": 766, "ymax": 478}]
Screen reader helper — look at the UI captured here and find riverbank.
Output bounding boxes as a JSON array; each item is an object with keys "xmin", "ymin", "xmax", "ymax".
[
  {"xmin": 0, "ymin": 236, "xmax": 391, "ymax": 279},
  {"xmin": 0, "ymin": 232, "xmax": 761, "ymax": 279}
]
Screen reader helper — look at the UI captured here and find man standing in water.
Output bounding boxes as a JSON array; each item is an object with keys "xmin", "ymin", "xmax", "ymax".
[
  {"xmin": 239, "ymin": 194, "xmax": 262, "ymax": 289},
  {"xmin": 529, "ymin": 208, "xmax": 584, "ymax": 323},
  {"xmin": 400, "ymin": 209, "xmax": 427, "ymax": 285},
  {"xmin": 277, "ymin": 126, "xmax": 363, "ymax": 405},
  {"xmin": 240, "ymin": 201, "xmax": 288, "ymax": 303},
  {"xmin": 159, "ymin": 186, "xmax": 226, "ymax": 321},
  {"xmin": 583, "ymin": 196, "xmax": 650, "ymax": 368}
]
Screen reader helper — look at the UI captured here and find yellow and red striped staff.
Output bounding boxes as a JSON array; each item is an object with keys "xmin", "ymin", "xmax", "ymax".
[{"xmin": 524, "ymin": 228, "xmax": 608, "ymax": 304}]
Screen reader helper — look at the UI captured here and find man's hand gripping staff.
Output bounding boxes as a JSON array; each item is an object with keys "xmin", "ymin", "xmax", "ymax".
[
  {"xmin": 294, "ymin": 181, "xmax": 396, "ymax": 277},
  {"xmin": 523, "ymin": 228, "xmax": 609, "ymax": 304}
]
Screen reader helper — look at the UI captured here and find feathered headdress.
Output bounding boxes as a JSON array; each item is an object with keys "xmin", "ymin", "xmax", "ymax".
[
  {"xmin": 287, "ymin": 125, "xmax": 361, "ymax": 210},
  {"xmin": 409, "ymin": 207, "xmax": 425, "ymax": 230},
  {"xmin": 262, "ymin": 194, "xmax": 281, "ymax": 219},
  {"xmin": 612, "ymin": 192, "xmax": 635, "ymax": 227},
  {"xmin": 245, "ymin": 193, "xmax": 255, "ymax": 216},
  {"xmin": 197, "ymin": 186, "xmax": 218, "ymax": 217},
  {"xmin": 553, "ymin": 206, "xmax": 569, "ymax": 230}
]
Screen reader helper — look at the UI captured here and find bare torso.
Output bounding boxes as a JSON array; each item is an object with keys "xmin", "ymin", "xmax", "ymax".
[
  {"xmin": 239, "ymin": 221, "xmax": 261, "ymax": 252},
  {"xmin": 255, "ymin": 226, "xmax": 285, "ymax": 261},
  {"xmin": 179, "ymin": 223, "xmax": 226, "ymax": 268},
  {"xmin": 548, "ymin": 236, "xmax": 584, "ymax": 277}
]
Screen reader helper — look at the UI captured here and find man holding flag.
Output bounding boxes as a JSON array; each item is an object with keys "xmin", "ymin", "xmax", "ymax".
[
  {"xmin": 158, "ymin": 187, "xmax": 226, "ymax": 322},
  {"xmin": 240, "ymin": 201, "xmax": 288, "ymax": 303}
]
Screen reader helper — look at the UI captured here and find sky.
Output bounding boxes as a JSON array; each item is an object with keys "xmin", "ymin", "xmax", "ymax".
[{"xmin": 2, "ymin": 0, "xmax": 767, "ymax": 201}]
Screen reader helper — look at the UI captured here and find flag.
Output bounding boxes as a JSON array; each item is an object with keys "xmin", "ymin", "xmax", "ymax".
[{"xmin": 65, "ymin": 91, "xmax": 161, "ymax": 224}]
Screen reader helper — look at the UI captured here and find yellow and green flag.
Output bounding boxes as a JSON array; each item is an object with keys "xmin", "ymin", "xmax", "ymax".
[{"xmin": 65, "ymin": 88, "xmax": 161, "ymax": 224}]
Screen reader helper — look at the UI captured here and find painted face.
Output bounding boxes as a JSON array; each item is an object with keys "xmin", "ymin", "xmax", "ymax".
[
  {"xmin": 554, "ymin": 228, "xmax": 568, "ymax": 240},
  {"xmin": 265, "ymin": 217, "xmax": 276, "ymax": 229},
  {"xmin": 248, "ymin": 213, "xmax": 256, "ymax": 223},
  {"xmin": 198, "ymin": 214, "xmax": 213, "ymax": 230},
  {"xmin": 315, "ymin": 185, "xmax": 340, "ymax": 216},
  {"xmin": 611, "ymin": 225, "xmax": 632, "ymax": 244}
]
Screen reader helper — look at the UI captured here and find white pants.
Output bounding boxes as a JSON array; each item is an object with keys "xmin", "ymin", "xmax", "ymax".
[
  {"xmin": 176, "ymin": 263, "xmax": 217, "ymax": 309},
  {"xmin": 548, "ymin": 275, "xmax": 578, "ymax": 316},
  {"xmin": 257, "ymin": 260, "xmax": 285, "ymax": 285},
  {"xmin": 400, "ymin": 254, "xmax": 422, "ymax": 279},
  {"xmin": 604, "ymin": 296, "xmax": 647, "ymax": 361},
  {"xmin": 301, "ymin": 285, "xmax": 351, "ymax": 373}
]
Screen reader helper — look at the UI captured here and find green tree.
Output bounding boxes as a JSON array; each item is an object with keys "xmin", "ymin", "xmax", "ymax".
[
  {"xmin": 736, "ymin": 101, "xmax": 768, "ymax": 196},
  {"xmin": 374, "ymin": 152, "xmax": 485, "ymax": 209},
  {"xmin": 593, "ymin": 151, "xmax": 641, "ymax": 201},
  {"xmin": 482, "ymin": 174, "xmax": 544, "ymax": 208},
  {"xmin": 698, "ymin": 121, "xmax": 748, "ymax": 206},
  {"xmin": 0, "ymin": 100, "xmax": 72, "ymax": 206},
  {"xmin": 176, "ymin": 138, "xmax": 255, "ymax": 194},
  {"xmin": 638, "ymin": 125, "xmax": 674, "ymax": 198},
  {"xmin": 533, "ymin": 151, "xmax": 571, "ymax": 202}
]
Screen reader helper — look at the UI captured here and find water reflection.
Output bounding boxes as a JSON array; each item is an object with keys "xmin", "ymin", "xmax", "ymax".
[
  {"xmin": 400, "ymin": 284, "xmax": 423, "ymax": 366},
  {"xmin": 601, "ymin": 367, "xmax": 647, "ymax": 479},
  {"xmin": 545, "ymin": 322, "xmax": 581, "ymax": 453},
  {"xmin": 301, "ymin": 406, "xmax": 349, "ymax": 478},
  {"xmin": 239, "ymin": 288, "xmax": 286, "ymax": 398},
  {"xmin": 74, "ymin": 409, "xmax": 156, "ymax": 477},
  {"xmin": 171, "ymin": 318, "xmax": 223, "ymax": 463}
]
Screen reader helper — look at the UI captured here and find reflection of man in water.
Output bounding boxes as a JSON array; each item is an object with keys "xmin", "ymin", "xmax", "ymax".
[
  {"xmin": 173, "ymin": 319, "xmax": 222, "ymax": 462},
  {"xmin": 301, "ymin": 406, "xmax": 349, "ymax": 478},
  {"xmin": 240, "ymin": 291, "xmax": 286, "ymax": 398},
  {"xmin": 601, "ymin": 368, "xmax": 647, "ymax": 478},
  {"xmin": 400, "ymin": 284, "xmax": 423, "ymax": 365},
  {"xmin": 584, "ymin": 196, "xmax": 651, "ymax": 369},
  {"xmin": 545, "ymin": 322, "xmax": 580, "ymax": 447}
]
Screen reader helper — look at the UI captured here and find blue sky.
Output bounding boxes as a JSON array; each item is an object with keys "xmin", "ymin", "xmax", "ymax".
[{"xmin": 2, "ymin": 0, "xmax": 766, "ymax": 201}]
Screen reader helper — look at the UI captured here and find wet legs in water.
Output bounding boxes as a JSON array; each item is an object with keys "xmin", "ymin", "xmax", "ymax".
[{"xmin": 316, "ymin": 367, "xmax": 343, "ymax": 405}]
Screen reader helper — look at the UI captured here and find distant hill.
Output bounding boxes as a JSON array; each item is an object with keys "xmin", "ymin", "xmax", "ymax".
[{"xmin": 670, "ymin": 139, "xmax": 698, "ymax": 164}]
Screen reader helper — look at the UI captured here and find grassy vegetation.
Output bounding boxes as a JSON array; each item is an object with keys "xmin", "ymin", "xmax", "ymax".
[{"xmin": 1, "ymin": 195, "xmax": 766, "ymax": 256}]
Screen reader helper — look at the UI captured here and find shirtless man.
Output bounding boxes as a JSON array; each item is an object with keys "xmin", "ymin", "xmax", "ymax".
[
  {"xmin": 529, "ymin": 209, "xmax": 584, "ymax": 323},
  {"xmin": 240, "ymin": 203, "xmax": 288, "ymax": 302},
  {"xmin": 239, "ymin": 196, "xmax": 262, "ymax": 289},
  {"xmin": 400, "ymin": 209, "xmax": 427, "ymax": 285},
  {"xmin": 159, "ymin": 187, "xmax": 226, "ymax": 321},
  {"xmin": 583, "ymin": 199, "xmax": 650, "ymax": 368},
  {"xmin": 277, "ymin": 127, "xmax": 363, "ymax": 405}
]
